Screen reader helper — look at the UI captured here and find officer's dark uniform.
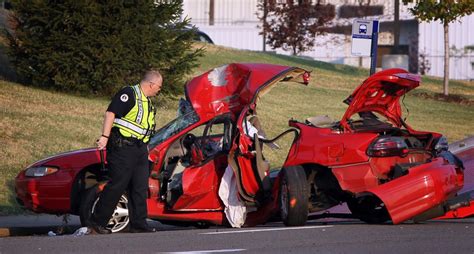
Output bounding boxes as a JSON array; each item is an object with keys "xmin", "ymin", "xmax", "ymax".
[{"xmin": 92, "ymin": 84, "xmax": 156, "ymax": 231}]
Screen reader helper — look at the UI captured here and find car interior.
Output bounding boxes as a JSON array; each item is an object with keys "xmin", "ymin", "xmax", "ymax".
[
  {"xmin": 157, "ymin": 114, "xmax": 233, "ymax": 205},
  {"xmin": 305, "ymin": 112, "xmax": 395, "ymax": 133}
]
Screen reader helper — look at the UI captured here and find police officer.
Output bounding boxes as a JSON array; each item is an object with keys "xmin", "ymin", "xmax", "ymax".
[{"xmin": 91, "ymin": 70, "xmax": 163, "ymax": 234}]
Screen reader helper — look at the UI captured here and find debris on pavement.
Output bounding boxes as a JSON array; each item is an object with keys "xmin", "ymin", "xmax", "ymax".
[{"xmin": 73, "ymin": 227, "xmax": 90, "ymax": 236}]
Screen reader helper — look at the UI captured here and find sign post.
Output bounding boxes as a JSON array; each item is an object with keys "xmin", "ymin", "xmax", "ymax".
[{"xmin": 351, "ymin": 20, "xmax": 379, "ymax": 75}]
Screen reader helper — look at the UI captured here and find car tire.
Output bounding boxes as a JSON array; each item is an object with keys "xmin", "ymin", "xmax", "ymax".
[
  {"xmin": 79, "ymin": 185, "xmax": 130, "ymax": 233},
  {"xmin": 279, "ymin": 165, "xmax": 309, "ymax": 226},
  {"xmin": 347, "ymin": 194, "xmax": 390, "ymax": 224}
]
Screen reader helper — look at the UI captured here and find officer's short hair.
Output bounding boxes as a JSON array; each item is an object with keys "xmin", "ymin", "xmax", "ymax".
[{"xmin": 143, "ymin": 69, "xmax": 162, "ymax": 83}]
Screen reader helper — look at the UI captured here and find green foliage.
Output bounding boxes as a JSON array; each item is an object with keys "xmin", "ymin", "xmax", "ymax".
[
  {"xmin": 6, "ymin": 0, "xmax": 202, "ymax": 96},
  {"xmin": 403, "ymin": 0, "xmax": 474, "ymax": 24},
  {"xmin": 257, "ymin": 1, "xmax": 335, "ymax": 55}
]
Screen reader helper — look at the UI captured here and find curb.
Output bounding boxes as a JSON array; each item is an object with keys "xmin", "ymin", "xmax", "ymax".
[
  {"xmin": 0, "ymin": 225, "xmax": 81, "ymax": 237},
  {"xmin": 449, "ymin": 136, "xmax": 474, "ymax": 154}
]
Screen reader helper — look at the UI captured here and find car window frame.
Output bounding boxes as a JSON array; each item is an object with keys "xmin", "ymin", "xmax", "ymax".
[{"xmin": 148, "ymin": 110, "xmax": 200, "ymax": 149}]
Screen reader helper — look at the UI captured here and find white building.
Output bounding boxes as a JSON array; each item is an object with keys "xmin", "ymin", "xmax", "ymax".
[
  {"xmin": 183, "ymin": 0, "xmax": 474, "ymax": 80},
  {"xmin": 418, "ymin": 15, "xmax": 474, "ymax": 80}
]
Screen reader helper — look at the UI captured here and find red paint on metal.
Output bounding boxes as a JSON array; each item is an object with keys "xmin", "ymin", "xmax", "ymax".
[
  {"xmin": 367, "ymin": 158, "xmax": 461, "ymax": 224},
  {"xmin": 340, "ymin": 68, "xmax": 419, "ymax": 132},
  {"xmin": 437, "ymin": 148, "xmax": 474, "ymax": 219},
  {"xmin": 14, "ymin": 65, "xmax": 471, "ymax": 227}
]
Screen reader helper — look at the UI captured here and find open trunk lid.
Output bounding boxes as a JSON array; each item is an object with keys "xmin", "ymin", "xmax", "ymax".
[{"xmin": 340, "ymin": 69, "xmax": 420, "ymax": 131}]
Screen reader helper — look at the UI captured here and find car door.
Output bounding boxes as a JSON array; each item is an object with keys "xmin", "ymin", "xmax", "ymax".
[
  {"xmin": 228, "ymin": 105, "xmax": 257, "ymax": 204},
  {"xmin": 166, "ymin": 116, "xmax": 232, "ymax": 211},
  {"xmin": 227, "ymin": 105, "xmax": 271, "ymax": 205},
  {"xmin": 224, "ymin": 67, "xmax": 308, "ymax": 205}
]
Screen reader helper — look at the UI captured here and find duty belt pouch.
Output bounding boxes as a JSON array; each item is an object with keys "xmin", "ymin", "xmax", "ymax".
[{"xmin": 107, "ymin": 129, "xmax": 123, "ymax": 151}]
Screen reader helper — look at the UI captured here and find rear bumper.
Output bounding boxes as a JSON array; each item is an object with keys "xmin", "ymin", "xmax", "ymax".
[
  {"xmin": 15, "ymin": 172, "xmax": 72, "ymax": 214},
  {"xmin": 438, "ymin": 202, "xmax": 474, "ymax": 219},
  {"xmin": 436, "ymin": 147, "xmax": 474, "ymax": 219},
  {"xmin": 367, "ymin": 157, "xmax": 463, "ymax": 224},
  {"xmin": 435, "ymin": 191, "xmax": 474, "ymax": 219}
]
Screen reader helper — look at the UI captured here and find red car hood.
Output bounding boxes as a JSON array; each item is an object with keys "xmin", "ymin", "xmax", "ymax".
[
  {"xmin": 26, "ymin": 148, "xmax": 99, "ymax": 168},
  {"xmin": 340, "ymin": 68, "xmax": 420, "ymax": 131},
  {"xmin": 186, "ymin": 63, "xmax": 306, "ymax": 120}
]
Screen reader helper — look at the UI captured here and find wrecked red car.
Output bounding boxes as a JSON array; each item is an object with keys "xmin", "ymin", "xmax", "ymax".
[{"xmin": 15, "ymin": 64, "xmax": 472, "ymax": 232}]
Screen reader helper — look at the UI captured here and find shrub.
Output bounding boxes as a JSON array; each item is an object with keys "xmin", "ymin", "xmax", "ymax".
[{"xmin": 6, "ymin": 0, "xmax": 202, "ymax": 96}]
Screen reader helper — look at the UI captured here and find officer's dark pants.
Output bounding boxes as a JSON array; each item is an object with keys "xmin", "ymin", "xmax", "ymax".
[{"xmin": 92, "ymin": 138, "xmax": 149, "ymax": 229}]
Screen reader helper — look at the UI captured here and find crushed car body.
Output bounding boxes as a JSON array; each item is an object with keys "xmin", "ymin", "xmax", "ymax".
[{"xmin": 15, "ymin": 64, "xmax": 473, "ymax": 232}]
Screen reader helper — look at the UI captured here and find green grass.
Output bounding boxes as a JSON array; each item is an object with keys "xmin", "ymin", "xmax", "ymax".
[{"xmin": 1, "ymin": 43, "xmax": 473, "ymax": 215}]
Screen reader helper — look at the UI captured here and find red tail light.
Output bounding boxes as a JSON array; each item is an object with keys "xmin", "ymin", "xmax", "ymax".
[{"xmin": 367, "ymin": 137, "xmax": 409, "ymax": 157}]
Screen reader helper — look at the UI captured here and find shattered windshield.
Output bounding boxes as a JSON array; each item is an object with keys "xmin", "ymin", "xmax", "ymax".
[{"xmin": 148, "ymin": 101, "xmax": 199, "ymax": 148}]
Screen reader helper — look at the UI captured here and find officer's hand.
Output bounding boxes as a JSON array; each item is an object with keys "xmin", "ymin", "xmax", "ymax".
[{"xmin": 96, "ymin": 136, "xmax": 108, "ymax": 150}]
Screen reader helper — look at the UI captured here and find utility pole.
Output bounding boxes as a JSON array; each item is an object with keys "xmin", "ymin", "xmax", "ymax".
[
  {"xmin": 262, "ymin": 0, "xmax": 267, "ymax": 52},
  {"xmin": 393, "ymin": 0, "xmax": 400, "ymax": 53},
  {"xmin": 209, "ymin": 0, "xmax": 215, "ymax": 26}
]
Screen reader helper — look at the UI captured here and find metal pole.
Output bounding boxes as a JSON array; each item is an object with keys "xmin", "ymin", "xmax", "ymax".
[
  {"xmin": 209, "ymin": 0, "xmax": 215, "ymax": 26},
  {"xmin": 394, "ymin": 0, "xmax": 400, "ymax": 52},
  {"xmin": 370, "ymin": 20, "xmax": 379, "ymax": 75},
  {"xmin": 262, "ymin": 0, "xmax": 267, "ymax": 52}
]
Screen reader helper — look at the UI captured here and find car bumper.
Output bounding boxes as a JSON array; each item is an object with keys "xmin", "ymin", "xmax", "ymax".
[
  {"xmin": 15, "ymin": 171, "xmax": 73, "ymax": 214},
  {"xmin": 367, "ymin": 157, "xmax": 463, "ymax": 224}
]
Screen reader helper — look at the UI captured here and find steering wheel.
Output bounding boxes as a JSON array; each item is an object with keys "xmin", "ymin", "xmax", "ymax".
[{"xmin": 182, "ymin": 133, "xmax": 203, "ymax": 165}]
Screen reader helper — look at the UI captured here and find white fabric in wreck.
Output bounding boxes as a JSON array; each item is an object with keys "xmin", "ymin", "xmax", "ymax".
[{"xmin": 218, "ymin": 165, "xmax": 247, "ymax": 228}]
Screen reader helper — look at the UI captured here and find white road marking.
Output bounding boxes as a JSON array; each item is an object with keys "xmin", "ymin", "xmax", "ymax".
[
  {"xmin": 162, "ymin": 249, "xmax": 246, "ymax": 254},
  {"xmin": 200, "ymin": 225, "xmax": 333, "ymax": 235}
]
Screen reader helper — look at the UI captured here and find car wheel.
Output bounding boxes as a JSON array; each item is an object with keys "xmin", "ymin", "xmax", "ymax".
[
  {"xmin": 347, "ymin": 194, "xmax": 390, "ymax": 224},
  {"xmin": 279, "ymin": 166, "xmax": 309, "ymax": 226},
  {"xmin": 79, "ymin": 185, "xmax": 130, "ymax": 233}
]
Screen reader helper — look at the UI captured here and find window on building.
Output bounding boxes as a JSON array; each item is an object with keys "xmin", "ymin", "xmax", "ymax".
[{"xmin": 339, "ymin": 5, "xmax": 384, "ymax": 18}]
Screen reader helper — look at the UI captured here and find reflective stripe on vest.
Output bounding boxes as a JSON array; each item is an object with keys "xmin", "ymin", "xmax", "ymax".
[
  {"xmin": 132, "ymin": 85, "xmax": 144, "ymax": 123},
  {"xmin": 112, "ymin": 85, "xmax": 155, "ymax": 142},
  {"xmin": 113, "ymin": 118, "xmax": 149, "ymax": 135}
]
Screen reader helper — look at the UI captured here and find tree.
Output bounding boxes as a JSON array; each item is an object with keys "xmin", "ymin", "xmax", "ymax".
[
  {"xmin": 257, "ymin": 0, "xmax": 335, "ymax": 56},
  {"xmin": 6, "ymin": 0, "xmax": 202, "ymax": 96},
  {"xmin": 403, "ymin": 0, "xmax": 474, "ymax": 96}
]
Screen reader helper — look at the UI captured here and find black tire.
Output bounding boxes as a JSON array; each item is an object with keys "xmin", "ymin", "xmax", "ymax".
[
  {"xmin": 79, "ymin": 185, "xmax": 130, "ymax": 233},
  {"xmin": 279, "ymin": 165, "xmax": 309, "ymax": 226},
  {"xmin": 347, "ymin": 194, "xmax": 390, "ymax": 224}
]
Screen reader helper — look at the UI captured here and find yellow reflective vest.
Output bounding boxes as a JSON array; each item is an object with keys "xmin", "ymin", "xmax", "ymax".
[{"xmin": 113, "ymin": 85, "xmax": 156, "ymax": 143}]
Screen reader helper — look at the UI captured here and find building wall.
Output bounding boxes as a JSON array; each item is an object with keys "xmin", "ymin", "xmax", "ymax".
[
  {"xmin": 183, "ymin": 0, "xmax": 259, "ymax": 26},
  {"xmin": 183, "ymin": 0, "xmax": 415, "ymax": 26},
  {"xmin": 418, "ymin": 15, "xmax": 474, "ymax": 80},
  {"xmin": 198, "ymin": 25, "xmax": 262, "ymax": 50},
  {"xmin": 183, "ymin": 0, "xmax": 473, "ymax": 80}
]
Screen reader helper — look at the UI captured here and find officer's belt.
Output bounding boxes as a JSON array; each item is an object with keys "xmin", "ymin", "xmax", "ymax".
[
  {"xmin": 119, "ymin": 136, "xmax": 143, "ymax": 146},
  {"xmin": 111, "ymin": 128, "xmax": 145, "ymax": 146}
]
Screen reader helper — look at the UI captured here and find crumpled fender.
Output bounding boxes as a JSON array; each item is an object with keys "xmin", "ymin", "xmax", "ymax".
[
  {"xmin": 365, "ymin": 157, "xmax": 462, "ymax": 224},
  {"xmin": 438, "ymin": 147, "xmax": 474, "ymax": 219}
]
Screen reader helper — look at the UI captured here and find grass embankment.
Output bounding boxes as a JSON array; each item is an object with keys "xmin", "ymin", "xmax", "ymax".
[{"xmin": 1, "ymin": 43, "xmax": 473, "ymax": 215}]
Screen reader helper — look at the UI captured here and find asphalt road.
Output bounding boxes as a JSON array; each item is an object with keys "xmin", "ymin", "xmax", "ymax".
[
  {"xmin": 1, "ymin": 140, "xmax": 472, "ymax": 253},
  {"xmin": 1, "ymin": 218, "xmax": 474, "ymax": 254}
]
